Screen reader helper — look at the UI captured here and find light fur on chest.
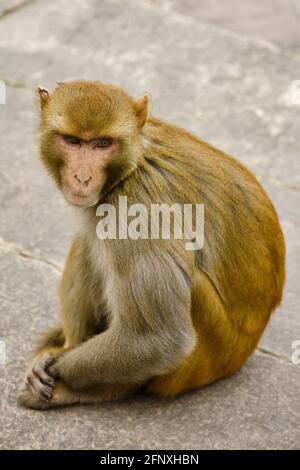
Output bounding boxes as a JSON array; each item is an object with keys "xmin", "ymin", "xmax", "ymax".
[{"xmin": 80, "ymin": 209, "xmax": 119, "ymax": 321}]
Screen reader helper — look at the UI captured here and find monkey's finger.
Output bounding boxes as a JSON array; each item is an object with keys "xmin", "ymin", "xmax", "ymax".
[
  {"xmin": 33, "ymin": 364, "xmax": 55, "ymax": 387},
  {"xmin": 26, "ymin": 373, "xmax": 53, "ymax": 401},
  {"xmin": 40, "ymin": 352, "xmax": 57, "ymax": 369},
  {"xmin": 26, "ymin": 380, "xmax": 50, "ymax": 402},
  {"xmin": 26, "ymin": 376, "xmax": 51, "ymax": 401},
  {"xmin": 47, "ymin": 363, "xmax": 60, "ymax": 379},
  {"xmin": 26, "ymin": 377, "xmax": 52, "ymax": 401}
]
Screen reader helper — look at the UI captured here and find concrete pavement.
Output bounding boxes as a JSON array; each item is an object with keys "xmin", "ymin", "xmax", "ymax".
[{"xmin": 0, "ymin": 0, "xmax": 299, "ymax": 449}]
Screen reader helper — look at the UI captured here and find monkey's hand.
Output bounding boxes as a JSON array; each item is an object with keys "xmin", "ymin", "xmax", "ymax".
[
  {"xmin": 18, "ymin": 352, "xmax": 60, "ymax": 409},
  {"xmin": 46, "ymin": 349, "xmax": 80, "ymax": 388}
]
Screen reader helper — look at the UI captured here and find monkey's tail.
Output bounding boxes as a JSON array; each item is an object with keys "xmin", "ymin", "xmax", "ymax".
[{"xmin": 36, "ymin": 324, "xmax": 65, "ymax": 353}]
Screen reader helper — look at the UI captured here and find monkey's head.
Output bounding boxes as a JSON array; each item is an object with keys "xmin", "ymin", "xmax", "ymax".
[{"xmin": 38, "ymin": 80, "xmax": 148, "ymax": 207}]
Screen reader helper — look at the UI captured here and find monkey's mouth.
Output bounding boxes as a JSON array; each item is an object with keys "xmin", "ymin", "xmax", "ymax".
[{"xmin": 62, "ymin": 187, "xmax": 99, "ymax": 208}]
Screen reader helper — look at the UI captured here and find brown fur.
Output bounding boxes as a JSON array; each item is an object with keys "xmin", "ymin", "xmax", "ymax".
[{"xmin": 18, "ymin": 81, "xmax": 285, "ymax": 409}]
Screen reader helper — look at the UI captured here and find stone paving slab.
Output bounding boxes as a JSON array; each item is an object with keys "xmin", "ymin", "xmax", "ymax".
[
  {"xmin": 258, "ymin": 181, "xmax": 300, "ymax": 358},
  {"xmin": 0, "ymin": 245, "xmax": 299, "ymax": 450},
  {"xmin": 0, "ymin": 0, "xmax": 299, "ymax": 188},
  {"xmin": 0, "ymin": 0, "xmax": 299, "ymax": 451},
  {"xmin": 0, "ymin": 0, "xmax": 28, "ymax": 17},
  {"xmin": 145, "ymin": 0, "xmax": 300, "ymax": 59}
]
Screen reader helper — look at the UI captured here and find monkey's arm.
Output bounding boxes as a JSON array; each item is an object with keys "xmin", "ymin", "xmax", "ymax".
[
  {"xmin": 59, "ymin": 235, "xmax": 107, "ymax": 348},
  {"xmin": 49, "ymin": 250, "xmax": 196, "ymax": 390},
  {"xmin": 19, "ymin": 235, "xmax": 106, "ymax": 405}
]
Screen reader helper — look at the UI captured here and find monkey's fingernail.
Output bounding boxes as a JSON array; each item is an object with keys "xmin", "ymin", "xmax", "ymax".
[
  {"xmin": 41, "ymin": 379, "xmax": 55, "ymax": 388},
  {"xmin": 42, "ymin": 392, "xmax": 52, "ymax": 401}
]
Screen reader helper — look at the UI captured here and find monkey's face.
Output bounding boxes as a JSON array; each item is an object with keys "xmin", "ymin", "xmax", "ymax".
[
  {"xmin": 38, "ymin": 81, "xmax": 148, "ymax": 208},
  {"xmin": 54, "ymin": 133, "xmax": 119, "ymax": 207}
]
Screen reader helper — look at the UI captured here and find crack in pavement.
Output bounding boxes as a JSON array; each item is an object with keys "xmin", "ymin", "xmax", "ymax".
[
  {"xmin": 0, "ymin": 236, "xmax": 63, "ymax": 275},
  {"xmin": 0, "ymin": 78, "xmax": 29, "ymax": 89},
  {"xmin": 256, "ymin": 346, "xmax": 292, "ymax": 364},
  {"xmin": 0, "ymin": 0, "xmax": 39, "ymax": 20}
]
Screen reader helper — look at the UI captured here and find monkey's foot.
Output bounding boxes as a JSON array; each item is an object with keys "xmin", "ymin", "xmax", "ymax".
[
  {"xmin": 20, "ymin": 352, "xmax": 57, "ymax": 406},
  {"xmin": 17, "ymin": 387, "xmax": 53, "ymax": 410},
  {"xmin": 18, "ymin": 380, "xmax": 80, "ymax": 410}
]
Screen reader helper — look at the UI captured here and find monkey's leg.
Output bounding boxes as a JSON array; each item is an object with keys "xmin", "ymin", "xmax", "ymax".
[
  {"xmin": 18, "ymin": 377, "xmax": 136, "ymax": 410},
  {"xmin": 35, "ymin": 323, "xmax": 65, "ymax": 354},
  {"xmin": 18, "ymin": 237, "xmax": 107, "ymax": 408},
  {"xmin": 19, "ymin": 336, "xmax": 135, "ymax": 410},
  {"xmin": 40, "ymin": 251, "xmax": 196, "ymax": 394},
  {"xmin": 146, "ymin": 270, "xmax": 270, "ymax": 397},
  {"xmin": 19, "ymin": 321, "xmax": 91, "ymax": 407},
  {"xmin": 59, "ymin": 236, "xmax": 104, "ymax": 348}
]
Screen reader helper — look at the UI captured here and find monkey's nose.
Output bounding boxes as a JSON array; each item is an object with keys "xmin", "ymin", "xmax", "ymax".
[{"xmin": 74, "ymin": 174, "xmax": 92, "ymax": 187}]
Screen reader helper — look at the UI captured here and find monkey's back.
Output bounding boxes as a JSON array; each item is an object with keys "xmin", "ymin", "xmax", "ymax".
[
  {"xmin": 140, "ymin": 117, "xmax": 285, "ymax": 309},
  {"xmin": 139, "ymin": 117, "xmax": 285, "ymax": 396}
]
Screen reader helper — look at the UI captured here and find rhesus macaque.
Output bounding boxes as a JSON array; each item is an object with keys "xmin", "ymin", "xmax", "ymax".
[{"xmin": 18, "ymin": 81, "xmax": 285, "ymax": 409}]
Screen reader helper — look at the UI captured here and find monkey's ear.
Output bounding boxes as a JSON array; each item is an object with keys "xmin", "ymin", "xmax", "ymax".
[
  {"xmin": 37, "ymin": 86, "xmax": 50, "ymax": 110},
  {"xmin": 135, "ymin": 94, "xmax": 149, "ymax": 129}
]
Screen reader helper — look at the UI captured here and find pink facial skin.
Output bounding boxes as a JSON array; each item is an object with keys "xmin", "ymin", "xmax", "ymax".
[{"xmin": 55, "ymin": 134, "xmax": 119, "ymax": 207}]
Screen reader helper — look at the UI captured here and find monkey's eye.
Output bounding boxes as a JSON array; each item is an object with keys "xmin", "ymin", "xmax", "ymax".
[
  {"xmin": 95, "ymin": 137, "xmax": 113, "ymax": 149},
  {"xmin": 62, "ymin": 135, "xmax": 81, "ymax": 145}
]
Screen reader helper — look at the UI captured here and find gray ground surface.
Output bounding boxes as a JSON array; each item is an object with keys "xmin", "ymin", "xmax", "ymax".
[{"xmin": 0, "ymin": 0, "xmax": 299, "ymax": 450}]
